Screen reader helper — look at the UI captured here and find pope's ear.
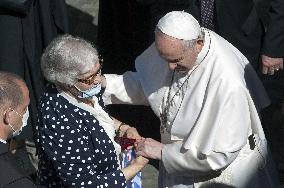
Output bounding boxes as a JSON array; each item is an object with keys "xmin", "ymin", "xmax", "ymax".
[
  {"xmin": 3, "ymin": 108, "xmax": 12, "ymax": 125},
  {"xmin": 196, "ymin": 39, "xmax": 204, "ymax": 53},
  {"xmin": 196, "ymin": 39, "xmax": 204, "ymax": 45}
]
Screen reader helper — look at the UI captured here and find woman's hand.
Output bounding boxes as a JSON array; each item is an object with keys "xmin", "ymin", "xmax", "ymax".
[
  {"xmin": 123, "ymin": 126, "xmax": 142, "ymax": 140},
  {"xmin": 121, "ymin": 155, "xmax": 149, "ymax": 181},
  {"xmin": 131, "ymin": 155, "xmax": 149, "ymax": 167}
]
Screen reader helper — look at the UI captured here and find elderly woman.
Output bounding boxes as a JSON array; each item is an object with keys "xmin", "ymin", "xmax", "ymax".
[{"xmin": 37, "ymin": 35, "xmax": 148, "ymax": 187}]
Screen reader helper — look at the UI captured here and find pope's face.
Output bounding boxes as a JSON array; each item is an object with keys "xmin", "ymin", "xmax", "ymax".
[{"xmin": 155, "ymin": 32, "xmax": 202, "ymax": 73}]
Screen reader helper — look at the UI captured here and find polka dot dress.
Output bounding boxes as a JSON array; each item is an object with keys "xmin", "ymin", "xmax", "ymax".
[{"xmin": 36, "ymin": 84, "xmax": 126, "ymax": 187}]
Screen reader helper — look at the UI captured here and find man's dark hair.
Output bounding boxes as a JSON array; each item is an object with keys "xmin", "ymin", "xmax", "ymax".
[{"xmin": 0, "ymin": 71, "xmax": 24, "ymax": 109}]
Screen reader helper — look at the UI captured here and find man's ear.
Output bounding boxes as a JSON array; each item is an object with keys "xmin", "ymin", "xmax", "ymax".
[
  {"xmin": 196, "ymin": 39, "xmax": 204, "ymax": 53},
  {"xmin": 197, "ymin": 39, "xmax": 204, "ymax": 45},
  {"xmin": 3, "ymin": 108, "xmax": 12, "ymax": 125}
]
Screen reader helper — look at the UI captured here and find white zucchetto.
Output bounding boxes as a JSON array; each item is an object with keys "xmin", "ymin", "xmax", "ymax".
[{"xmin": 156, "ymin": 11, "xmax": 201, "ymax": 40}]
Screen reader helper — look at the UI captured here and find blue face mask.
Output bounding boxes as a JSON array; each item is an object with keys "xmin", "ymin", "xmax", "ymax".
[{"xmin": 74, "ymin": 83, "xmax": 102, "ymax": 99}]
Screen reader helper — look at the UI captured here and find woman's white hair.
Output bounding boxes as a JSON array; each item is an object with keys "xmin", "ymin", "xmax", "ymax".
[{"xmin": 41, "ymin": 34, "xmax": 99, "ymax": 85}]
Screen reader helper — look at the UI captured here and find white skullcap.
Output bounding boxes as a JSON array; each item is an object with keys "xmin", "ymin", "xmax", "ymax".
[{"xmin": 156, "ymin": 11, "xmax": 201, "ymax": 40}]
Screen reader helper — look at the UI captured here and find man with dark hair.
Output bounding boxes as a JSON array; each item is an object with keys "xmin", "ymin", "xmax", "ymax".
[
  {"xmin": 0, "ymin": 0, "xmax": 69, "ymax": 144},
  {"xmin": 0, "ymin": 71, "xmax": 36, "ymax": 187}
]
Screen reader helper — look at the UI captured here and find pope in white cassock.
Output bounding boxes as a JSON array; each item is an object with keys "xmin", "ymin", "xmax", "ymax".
[{"xmin": 102, "ymin": 11, "xmax": 279, "ymax": 187}]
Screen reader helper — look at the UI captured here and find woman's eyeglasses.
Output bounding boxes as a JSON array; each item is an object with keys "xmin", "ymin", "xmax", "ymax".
[
  {"xmin": 77, "ymin": 58, "xmax": 103, "ymax": 85},
  {"xmin": 77, "ymin": 69, "xmax": 102, "ymax": 85}
]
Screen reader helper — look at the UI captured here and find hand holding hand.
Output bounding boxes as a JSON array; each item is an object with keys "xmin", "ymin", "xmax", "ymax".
[
  {"xmin": 116, "ymin": 125, "xmax": 143, "ymax": 150},
  {"xmin": 135, "ymin": 138, "xmax": 164, "ymax": 160},
  {"xmin": 261, "ymin": 55, "xmax": 283, "ymax": 75},
  {"xmin": 124, "ymin": 126, "xmax": 143, "ymax": 140}
]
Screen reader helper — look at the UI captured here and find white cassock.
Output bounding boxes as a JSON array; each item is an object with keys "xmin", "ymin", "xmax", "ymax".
[{"xmin": 103, "ymin": 29, "xmax": 279, "ymax": 188}]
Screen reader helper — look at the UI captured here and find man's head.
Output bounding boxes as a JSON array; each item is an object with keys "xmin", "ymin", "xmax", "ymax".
[
  {"xmin": 155, "ymin": 11, "xmax": 204, "ymax": 73},
  {"xmin": 0, "ymin": 72, "xmax": 30, "ymax": 141}
]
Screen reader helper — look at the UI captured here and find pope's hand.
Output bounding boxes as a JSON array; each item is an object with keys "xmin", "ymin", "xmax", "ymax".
[
  {"xmin": 261, "ymin": 55, "xmax": 283, "ymax": 75},
  {"xmin": 135, "ymin": 138, "xmax": 164, "ymax": 160}
]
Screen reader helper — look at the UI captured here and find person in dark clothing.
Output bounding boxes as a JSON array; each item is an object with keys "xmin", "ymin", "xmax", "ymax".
[
  {"xmin": 0, "ymin": 71, "xmax": 36, "ymax": 188},
  {"xmin": 0, "ymin": 0, "xmax": 69, "ymax": 143}
]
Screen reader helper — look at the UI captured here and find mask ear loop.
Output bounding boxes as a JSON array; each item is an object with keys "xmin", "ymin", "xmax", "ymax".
[
  {"xmin": 7, "ymin": 108, "xmax": 24, "ymax": 134},
  {"xmin": 73, "ymin": 85, "xmax": 84, "ymax": 99},
  {"xmin": 8, "ymin": 123, "xmax": 17, "ymax": 133},
  {"xmin": 5, "ymin": 108, "xmax": 21, "ymax": 131},
  {"xmin": 3, "ymin": 109, "xmax": 18, "ymax": 135},
  {"xmin": 9, "ymin": 108, "xmax": 23, "ymax": 118}
]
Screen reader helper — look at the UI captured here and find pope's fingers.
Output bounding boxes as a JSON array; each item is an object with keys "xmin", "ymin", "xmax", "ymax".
[
  {"xmin": 135, "ymin": 137, "xmax": 145, "ymax": 143},
  {"xmin": 135, "ymin": 141, "xmax": 145, "ymax": 151},
  {"xmin": 135, "ymin": 138, "xmax": 145, "ymax": 145},
  {"xmin": 135, "ymin": 149, "xmax": 146, "ymax": 157},
  {"xmin": 144, "ymin": 137, "xmax": 155, "ymax": 143}
]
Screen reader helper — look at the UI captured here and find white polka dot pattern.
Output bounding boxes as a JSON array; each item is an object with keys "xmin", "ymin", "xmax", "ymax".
[{"xmin": 36, "ymin": 84, "xmax": 126, "ymax": 187}]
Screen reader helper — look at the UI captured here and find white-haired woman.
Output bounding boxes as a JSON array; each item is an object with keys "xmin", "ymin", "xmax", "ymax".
[{"xmin": 37, "ymin": 35, "xmax": 148, "ymax": 187}]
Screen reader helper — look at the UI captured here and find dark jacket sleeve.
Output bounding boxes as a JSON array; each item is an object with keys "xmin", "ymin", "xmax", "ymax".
[
  {"xmin": 4, "ymin": 178, "xmax": 36, "ymax": 188},
  {"xmin": 261, "ymin": 0, "xmax": 284, "ymax": 57},
  {"xmin": 0, "ymin": 147, "xmax": 36, "ymax": 188}
]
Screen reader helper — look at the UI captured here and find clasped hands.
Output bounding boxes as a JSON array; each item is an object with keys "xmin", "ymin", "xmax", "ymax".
[
  {"xmin": 121, "ymin": 127, "xmax": 164, "ymax": 161},
  {"xmin": 262, "ymin": 55, "xmax": 283, "ymax": 75}
]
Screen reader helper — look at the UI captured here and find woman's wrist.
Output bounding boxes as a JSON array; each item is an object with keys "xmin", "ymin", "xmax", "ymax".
[
  {"xmin": 121, "ymin": 156, "xmax": 148, "ymax": 181},
  {"xmin": 115, "ymin": 122, "xmax": 131, "ymax": 137},
  {"xmin": 120, "ymin": 124, "xmax": 131, "ymax": 136}
]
